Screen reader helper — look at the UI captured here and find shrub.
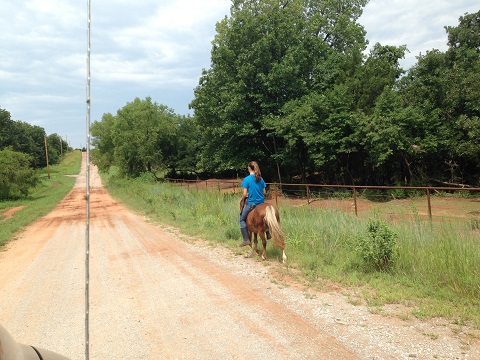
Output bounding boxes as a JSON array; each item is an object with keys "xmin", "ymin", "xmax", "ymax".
[
  {"xmin": 0, "ymin": 148, "xmax": 39, "ymax": 200},
  {"xmin": 357, "ymin": 219, "xmax": 397, "ymax": 271}
]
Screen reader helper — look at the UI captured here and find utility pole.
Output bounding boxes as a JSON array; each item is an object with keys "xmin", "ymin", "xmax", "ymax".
[{"xmin": 44, "ymin": 135, "xmax": 50, "ymax": 179}]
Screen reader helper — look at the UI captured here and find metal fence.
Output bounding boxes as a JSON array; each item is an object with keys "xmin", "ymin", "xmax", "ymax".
[{"xmin": 165, "ymin": 178, "xmax": 480, "ymax": 222}]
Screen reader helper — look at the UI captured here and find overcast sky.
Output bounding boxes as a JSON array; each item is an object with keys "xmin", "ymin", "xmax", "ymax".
[{"xmin": 0, "ymin": 1, "xmax": 478, "ymax": 149}]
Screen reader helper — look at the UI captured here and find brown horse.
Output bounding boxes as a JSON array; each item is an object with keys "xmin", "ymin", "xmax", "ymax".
[{"xmin": 243, "ymin": 202, "xmax": 287, "ymax": 263}]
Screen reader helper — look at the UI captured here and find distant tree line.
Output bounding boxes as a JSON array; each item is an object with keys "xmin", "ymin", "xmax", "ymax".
[
  {"xmin": 93, "ymin": 2, "xmax": 480, "ymax": 186},
  {"xmin": 0, "ymin": 108, "xmax": 71, "ymax": 199}
]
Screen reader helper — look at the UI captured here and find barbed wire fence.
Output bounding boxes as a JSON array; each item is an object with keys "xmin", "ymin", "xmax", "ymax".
[{"xmin": 165, "ymin": 178, "xmax": 480, "ymax": 222}]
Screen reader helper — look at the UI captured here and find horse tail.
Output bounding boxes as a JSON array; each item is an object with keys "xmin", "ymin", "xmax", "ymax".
[{"xmin": 264, "ymin": 205, "xmax": 285, "ymax": 250}]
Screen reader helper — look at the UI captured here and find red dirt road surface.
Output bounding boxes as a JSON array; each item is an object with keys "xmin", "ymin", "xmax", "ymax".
[{"xmin": 0, "ymin": 154, "xmax": 479, "ymax": 359}]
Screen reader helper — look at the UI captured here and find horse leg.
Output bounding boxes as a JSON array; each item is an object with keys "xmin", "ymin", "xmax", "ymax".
[
  {"xmin": 259, "ymin": 231, "xmax": 267, "ymax": 261},
  {"xmin": 253, "ymin": 233, "xmax": 260, "ymax": 255}
]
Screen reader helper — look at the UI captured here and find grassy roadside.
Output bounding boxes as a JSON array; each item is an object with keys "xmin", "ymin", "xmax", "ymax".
[
  {"xmin": 0, "ymin": 150, "xmax": 82, "ymax": 248},
  {"xmin": 102, "ymin": 169, "xmax": 480, "ymax": 332}
]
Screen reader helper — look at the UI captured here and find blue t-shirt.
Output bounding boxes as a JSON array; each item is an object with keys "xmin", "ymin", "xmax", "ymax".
[{"xmin": 242, "ymin": 174, "xmax": 266, "ymax": 205}]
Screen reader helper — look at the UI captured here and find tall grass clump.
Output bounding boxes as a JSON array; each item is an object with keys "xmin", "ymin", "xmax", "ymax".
[
  {"xmin": 395, "ymin": 220, "xmax": 480, "ymax": 304},
  {"xmin": 280, "ymin": 206, "xmax": 364, "ymax": 280}
]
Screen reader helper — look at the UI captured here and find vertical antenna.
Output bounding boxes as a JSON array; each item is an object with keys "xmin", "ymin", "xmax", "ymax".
[{"xmin": 85, "ymin": 0, "xmax": 91, "ymax": 359}]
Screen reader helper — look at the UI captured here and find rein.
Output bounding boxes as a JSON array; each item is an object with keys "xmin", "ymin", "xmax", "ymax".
[{"xmin": 31, "ymin": 346, "xmax": 44, "ymax": 360}]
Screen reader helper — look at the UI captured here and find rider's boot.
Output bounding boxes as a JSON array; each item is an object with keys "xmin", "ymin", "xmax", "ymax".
[{"xmin": 239, "ymin": 227, "xmax": 251, "ymax": 247}]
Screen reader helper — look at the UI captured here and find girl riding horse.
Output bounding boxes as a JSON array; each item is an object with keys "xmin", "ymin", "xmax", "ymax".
[
  {"xmin": 239, "ymin": 161, "xmax": 266, "ymax": 247},
  {"xmin": 239, "ymin": 161, "xmax": 286, "ymax": 263}
]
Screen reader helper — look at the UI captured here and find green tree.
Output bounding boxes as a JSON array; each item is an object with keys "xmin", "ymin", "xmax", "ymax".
[
  {"xmin": 0, "ymin": 108, "xmax": 14, "ymax": 148},
  {"xmin": 91, "ymin": 112, "xmax": 117, "ymax": 171},
  {"xmin": 356, "ymin": 88, "xmax": 441, "ymax": 185},
  {"xmin": 112, "ymin": 97, "xmax": 165, "ymax": 177},
  {"xmin": 352, "ymin": 43, "xmax": 407, "ymax": 112},
  {"xmin": 92, "ymin": 99, "xmax": 200, "ymax": 178},
  {"xmin": 9, "ymin": 121, "xmax": 46, "ymax": 169},
  {"xmin": 445, "ymin": 11, "xmax": 480, "ymax": 173},
  {"xmin": 47, "ymin": 133, "xmax": 69, "ymax": 160},
  {"xmin": 45, "ymin": 133, "xmax": 65, "ymax": 165},
  {"xmin": 398, "ymin": 10, "xmax": 480, "ymax": 185},
  {"xmin": 191, "ymin": 0, "xmax": 368, "ymax": 179},
  {"xmin": 1, "ymin": 108, "xmax": 68, "ymax": 170},
  {"xmin": 271, "ymin": 84, "xmax": 356, "ymax": 181},
  {"xmin": 166, "ymin": 115, "xmax": 201, "ymax": 176},
  {"xmin": 0, "ymin": 148, "xmax": 39, "ymax": 200},
  {"xmin": 95, "ymin": 97, "xmax": 189, "ymax": 178}
]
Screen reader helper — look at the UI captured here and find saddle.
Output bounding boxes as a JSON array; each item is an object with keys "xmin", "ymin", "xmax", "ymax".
[{"xmin": 239, "ymin": 197, "xmax": 256, "ymax": 215}]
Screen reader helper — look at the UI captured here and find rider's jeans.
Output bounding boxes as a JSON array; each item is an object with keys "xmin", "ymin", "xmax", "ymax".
[{"xmin": 239, "ymin": 203, "xmax": 256, "ymax": 228}]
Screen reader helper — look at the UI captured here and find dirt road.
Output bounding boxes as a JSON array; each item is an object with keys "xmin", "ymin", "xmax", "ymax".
[{"xmin": 0, "ymin": 155, "xmax": 479, "ymax": 359}]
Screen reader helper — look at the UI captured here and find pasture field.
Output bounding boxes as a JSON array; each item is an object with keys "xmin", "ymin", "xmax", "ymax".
[
  {"xmin": 103, "ymin": 171, "xmax": 480, "ymax": 330},
  {"xmin": 0, "ymin": 150, "xmax": 81, "ymax": 247}
]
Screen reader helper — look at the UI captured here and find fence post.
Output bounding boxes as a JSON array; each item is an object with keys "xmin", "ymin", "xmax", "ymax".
[
  {"xmin": 426, "ymin": 188, "xmax": 432, "ymax": 221},
  {"xmin": 306, "ymin": 185, "xmax": 310, "ymax": 205},
  {"xmin": 353, "ymin": 187, "xmax": 358, "ymax": 216}
]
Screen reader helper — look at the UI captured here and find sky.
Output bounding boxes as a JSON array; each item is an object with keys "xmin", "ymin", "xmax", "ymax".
[{"xmin": 0, "ymin": 1, "xmax": 478, "ymax": 149}]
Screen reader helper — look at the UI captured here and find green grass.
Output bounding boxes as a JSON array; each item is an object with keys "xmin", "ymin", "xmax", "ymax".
[
  {"xmin": 0, "ymin": 150, "xmax": 82, "ymax": 248},
  {"xmin": 102, "ymin": 169, "xmax": 480, "ymax": 329}
]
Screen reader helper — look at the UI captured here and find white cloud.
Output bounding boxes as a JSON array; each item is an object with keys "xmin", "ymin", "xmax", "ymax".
[
  {"xmin": 25, "ymin": 0, "xmax": 81, "ymax": 27},
  {"xmin": 360, "ymin": 0, "xmax": 479, "ymax": 68},
  {"xmin": 87, "ymin": 0, "xmax": 230, "ymax": 94},
  {"xmin": 5, "ymin": 93, "xmax": 74, "ymax": 106},
  {"xmin": 1, "ymin": 0, "xmax": 478, "ymax": 148}
]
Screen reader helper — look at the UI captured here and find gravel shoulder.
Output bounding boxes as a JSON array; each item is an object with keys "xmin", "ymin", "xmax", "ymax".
[{"xmin": 0, "ymin": 155, "xmax": 479, "ymax": 359}]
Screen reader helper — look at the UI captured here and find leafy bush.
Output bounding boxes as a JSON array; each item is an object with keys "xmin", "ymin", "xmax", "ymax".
[
  {"xmin": 357, "ymin": 219, "xmax": 397, "ymax": 271},
  {"xmin": 0, "ymin": 148, "xmax": 39, "ymax": 200}
]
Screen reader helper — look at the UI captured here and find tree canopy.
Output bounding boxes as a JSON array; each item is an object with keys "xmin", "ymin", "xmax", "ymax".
[
  {"xmin": 91, "ymin": 97, "xmax": 200, "ymax": 178},
  {"xmin": 85, "ymin": 4, "xmax": 480, "ymax": 186},
  {"xmin": 0, "ymin": 108, "xmax": 70, "ymax": 170},
  {"xmin": 0, "ymin": 108, "xmax": 71, "ymax": 199}
]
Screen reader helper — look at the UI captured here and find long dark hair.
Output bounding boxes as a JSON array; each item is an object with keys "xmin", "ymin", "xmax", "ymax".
[{"xmin": 248, "ymin": 161, "xmax": 262, "ymax": 182}]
